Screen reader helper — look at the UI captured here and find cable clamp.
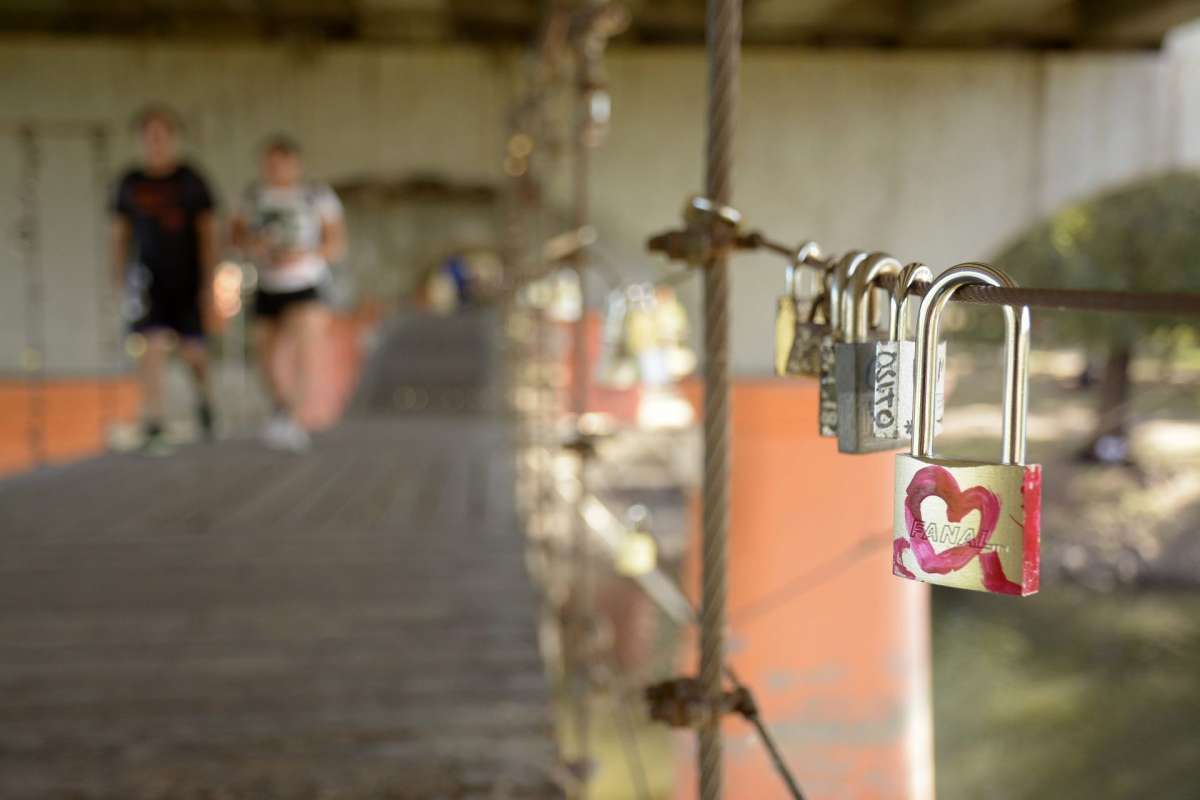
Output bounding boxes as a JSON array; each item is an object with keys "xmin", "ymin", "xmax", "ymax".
[
  {"xmin": 647, "ymin": 195, "xmax": 743, "ymax": 267},
  {"xmin": 644, "ymin": 676, "xmax": 755, "ymax": 728}
]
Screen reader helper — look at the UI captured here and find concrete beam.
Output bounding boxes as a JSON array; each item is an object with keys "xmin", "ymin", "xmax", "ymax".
[
  {"xmin": 357, "ymin": 0, "xmax": 452, "ymax": 42},
  {"xmin": 1082, "ymin": 0, "xmax": 1200, "ymax": 45},
  {"xmin": 911, "ymin": 0, "xmax": 1073, "ymax": 36},
  {"xmin": 744, "ymin": 0, "xmax": 901, "ymax": 43}
]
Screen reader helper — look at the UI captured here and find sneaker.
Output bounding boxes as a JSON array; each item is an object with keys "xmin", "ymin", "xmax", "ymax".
[
  {"xmin": 139, "ymin": 422, "xmax": 174, "ymax": 457},
  {"xmin": 261, "ymin": 413, "xmax": 310, "ymax": 453}
]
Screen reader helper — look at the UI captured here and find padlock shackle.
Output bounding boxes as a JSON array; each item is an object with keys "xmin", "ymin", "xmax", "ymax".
[
  {"xmin": 785, "ymin": 240, "xmax": 823, "ymax": 299},
  {"xmin": 848, "ymin": 252, "xmax": 902, "ymax": 342},
  {"xmin": 887, "ymin": 262, "xmax": 933, "ymax": 342},
  {"xmin": 828, "ymin": 250, "xmax": 869, "ymax": 339},
  {"xmin": 911, "ymin": 262, "xmax": 1031, "ymax": 465}
]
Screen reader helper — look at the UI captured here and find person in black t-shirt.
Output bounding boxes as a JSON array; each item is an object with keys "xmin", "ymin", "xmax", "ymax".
[{"xmin": 111, "ymin": 105, "xmax": 218, "ymax": 450}]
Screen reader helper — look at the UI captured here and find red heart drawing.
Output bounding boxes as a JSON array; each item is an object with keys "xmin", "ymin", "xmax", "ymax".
[{"xmin": 893, "ymin": 464, "xmax": 1021, "ymax": 595}]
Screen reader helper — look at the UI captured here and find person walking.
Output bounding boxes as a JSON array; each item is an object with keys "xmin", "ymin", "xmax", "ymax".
[
  {"xmin": 232, "ymin": 135, "xmax": 346, "ymax": 451},
  {"xmin": 111, "ymin": 105, "xmax": 218, "ymax": 452}
]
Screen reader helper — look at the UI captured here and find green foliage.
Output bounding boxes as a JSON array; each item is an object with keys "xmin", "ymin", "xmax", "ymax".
[{"xmin": 991, "ymin": 170, "xmax": 1200, "ymax": 347}]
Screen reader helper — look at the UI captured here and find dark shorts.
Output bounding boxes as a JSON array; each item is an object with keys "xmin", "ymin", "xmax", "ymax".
[
  {"xmin": 255, "ymin": 286, "xmax": 323, "ymax": 320},
  {"xmin": 132, "ymin": 293, "xmax": 205, "ymax": 340}
]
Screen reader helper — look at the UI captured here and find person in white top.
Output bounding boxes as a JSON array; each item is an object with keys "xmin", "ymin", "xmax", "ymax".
[{"xmin": 232, "ymin": 135, "xmax": 346, "ymax": 451}]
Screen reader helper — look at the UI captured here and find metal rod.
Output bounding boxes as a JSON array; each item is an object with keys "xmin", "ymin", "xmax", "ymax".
[
  {"xmin": 91, "ymin": 125, "xmax": 118, "ymax": 447},
  {"xmin": 19, "ymin": 125, "xmax": 45, "ymax": 468},
  {"xmin": 609, "ymin": 677, "xmax": 653, "ymax": 800},
  {"xmin": 569, "ymin": 28, "xmax": 596, "ymax": 795}
]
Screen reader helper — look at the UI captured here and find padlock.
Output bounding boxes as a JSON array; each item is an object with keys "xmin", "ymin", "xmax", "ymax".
[
  {"xmin": 818, "ymin": 250, "xmax": 868, "ymax": 437},
  {"xmin": 786, "ymin": 291, "xmax": 827, "ymax": 377},
  {"xmin": 615, "ymin": 504, "xmax": 658, "ymax": 577},
  {"xmin": 892, "ymin": 263, "xmax": 1041, "ymax": 596},
  {"xmin": 871, "ymin": 263, "xmax": 946, "ymax": 444},
  {"xmin": 774, "ymin": 241, "xmax": 824, "ymax": 377},
  {"xmin": 835, "ymin": 252, "xmax": 901, "ymax": 453}
]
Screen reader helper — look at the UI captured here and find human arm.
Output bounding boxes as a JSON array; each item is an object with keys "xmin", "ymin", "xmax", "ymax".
[
  {"xmin": 111, "ymin": 216, "xmax": 132, "ymax": 292},
  {"xmin": 196, "ymin": 210, "xmax": 219, "ymax": 328},
  {"xmin": 317, "ymin": 185, "xmax": 346, "ymax": 265},
  {"xmin": 110, "ymin": 174, "xmax": 133, "ymax": 292},
  {"xmin": 319, "ymin": 214, "xmax": 346, "ymax": 265}
]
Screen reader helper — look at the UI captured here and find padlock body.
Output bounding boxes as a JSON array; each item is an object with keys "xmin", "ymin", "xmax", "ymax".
[
  {"xmin": 870, "ymin": 341, "xmax": 947, "ymax": 443},
  {"xmin": 817, "ymin": 335, "xmax": 838, "ymax": 437},
  {"xmin": 787, "ymin": 320, "xmax": 824, "ymax": 377},
  {"xmin": 774, "ymin": 296, "xmax": 797, "ymax": 377},
  {"xmin": 836, "ymin": 341, "xmax": 893, "ymax": 453},
  {"xmin": 893, "ymin": 455, "xmax": 1041, "ymax": 596}
]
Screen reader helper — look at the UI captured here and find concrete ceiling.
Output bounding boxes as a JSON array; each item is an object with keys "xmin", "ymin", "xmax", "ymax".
[{"xmin": 1, "ymin": 0, "xmax": 1199, "ymax": 49}]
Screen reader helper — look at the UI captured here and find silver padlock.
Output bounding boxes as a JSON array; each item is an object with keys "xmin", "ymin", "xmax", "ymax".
[
  {"xmin": 893, "ymin": 262, "xmax": 1041, "ymax": 596},
  {"xmin": 774, "ymin": 241, "xmax": 823, "ymax": 377},
  {"xmin": 818, "ymin": 250, "xmax": 868, "ymax": 437},
  {"xmin": 872, "ymin": 263, "xmax": 946, "ymax": 443},
  {"xmin": 836, "ymin": 253, "xmax": 902, "ymax": 453}
]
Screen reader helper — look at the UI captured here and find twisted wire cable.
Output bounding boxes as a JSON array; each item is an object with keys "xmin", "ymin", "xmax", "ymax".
[
  {"xmin": 743, "ymin": 232, "xmax": 1200, "ymax": 315},
  {"xmin": 700, "ymin": 0, "xmax": 740, "ymax": 797}
]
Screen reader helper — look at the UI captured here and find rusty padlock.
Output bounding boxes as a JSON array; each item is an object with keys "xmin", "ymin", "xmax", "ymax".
[
  {"xmin": 871, "ymin": 262, "xmax": 946, "ymax": 444},
  {"xmin": 818, "ymin": 250, "xmax": 868, "ymax": 437},
  {"xmin": 892, "ymin": 263, "xmax": 1041, "ymax": 596},
  {"xmin": 836, "ymin": 252, "xmax": 901, "ymax": 453},
  {"xmin": 774, "ymin": 241, "xmax": 824, "ymax": 377}
]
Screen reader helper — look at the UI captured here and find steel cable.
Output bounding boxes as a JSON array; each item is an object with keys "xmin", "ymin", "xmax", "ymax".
[
  {"xmin": 700, "ymin": 1, "xmax": 740, "ymax": 797},
  {"xmin": 743, "ymin": 232, "xmax": 1200, "ymax": 315}
]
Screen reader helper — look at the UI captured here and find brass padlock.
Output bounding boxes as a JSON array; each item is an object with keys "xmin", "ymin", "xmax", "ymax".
[
  {"xmin": 836, "ymin": 252, "xmax": 901, "ymax": 453},
  {"xmin": 892, "ymin": 263, "xmax": 1041, "ymax": 597},
  {"xmin": 786, "ymin": 291, "xmax": 827, "ymax": 377},
  {"xmin": 615, "ymin": 504, "xmax": 658, "ymax": 577},
  {"xmin": 871, "ymin": 263, "xmax": 946, "ymax": 443},
  {"xmin": 818, "ymin": 250, "xmax": 868, "ymax": 437},
  {"xmin": 774, "ymin": 241, "xmax": 823, "ymax": 377}
]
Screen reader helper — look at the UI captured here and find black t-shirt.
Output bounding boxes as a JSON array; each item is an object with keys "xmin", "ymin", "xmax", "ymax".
[{"xmin": 112, "ymin": 164, "xmax": 215, "ymax": 297}]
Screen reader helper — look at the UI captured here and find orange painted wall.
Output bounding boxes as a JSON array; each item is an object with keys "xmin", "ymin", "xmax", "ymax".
[
  {"xmin": 0, "ymin": 310, "xmax": 375, "ymax": 478},
  {"xmin": 0, "ymin": 378, "xmax": 140, "ymax": 477},
  {"xmin": 675, "ymin": 379, "xmax": 933, "ymax": 800}
]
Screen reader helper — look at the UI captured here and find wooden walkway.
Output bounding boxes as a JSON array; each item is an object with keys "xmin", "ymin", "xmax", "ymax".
[{"xmin": 0, "ymin": 311, "xmax": 562, "ymax": 799}]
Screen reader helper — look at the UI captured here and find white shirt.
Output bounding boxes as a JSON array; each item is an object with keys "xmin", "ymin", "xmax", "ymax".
[{"xmin": 242, "ymin": 182, "xmax": 343, "ymax": 293}]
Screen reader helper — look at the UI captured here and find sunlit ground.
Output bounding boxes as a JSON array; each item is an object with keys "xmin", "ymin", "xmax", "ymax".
[{"xmin": 935, "ymin": 344, "xmax": 1200, "ymax": 798}]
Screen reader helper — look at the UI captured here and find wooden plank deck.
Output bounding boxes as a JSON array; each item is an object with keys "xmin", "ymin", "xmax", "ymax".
[{"xmin": 0, "ymin": 311, "xmax": 562, "ymax": 799}]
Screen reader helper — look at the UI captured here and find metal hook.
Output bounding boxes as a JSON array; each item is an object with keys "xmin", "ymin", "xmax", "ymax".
[
  {"xmin": 828, "ymin": 250, "xmax": 869, "ymax": 339},
  {"xmin": 887, "ymin": 262, "xmax": 933, "ymax": 342},
  {"xmin": 911, "ymin": 262, "xmax": 1030, "ymax": 465},
  {"xmin": 848, "ymin": 252, "xmax": 902, "ymax": 342},
  {"xmin": 785, "ymin": 240, "xmax": 822, "ymax": 299}
]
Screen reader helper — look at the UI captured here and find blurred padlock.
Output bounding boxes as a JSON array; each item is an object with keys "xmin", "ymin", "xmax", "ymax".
[
  {"xmin": 835, "ymin": 253, "xmax": 901, "ymax": 453},
  {"xmin": 774, "ymin": 241, "xmax": 823, "ymax": 377},
  {"xmin": 615, "ymin": 505, "xmax": 658, "ymax": 577},
  {"xmin": 818, "ymin": 250, "xmax": 868, "ymax": 437},
  {"xmin": 871, "ymin": 263, "xmax": 946, "ymax": 444},
  {"xmin": 892, "ymin": 263, "xmax": 1041, "ymax": 597}
]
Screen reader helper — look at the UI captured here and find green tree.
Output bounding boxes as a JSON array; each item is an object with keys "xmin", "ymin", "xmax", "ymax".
[{"xmin": 993, "ymin": 170, "xmax": 1200, "ymax": 461}]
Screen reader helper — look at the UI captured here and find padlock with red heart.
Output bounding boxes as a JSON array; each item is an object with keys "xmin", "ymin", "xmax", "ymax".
[{"xmin": 892, "ymin": 263, "xmax": 1041, "ymax": 596}]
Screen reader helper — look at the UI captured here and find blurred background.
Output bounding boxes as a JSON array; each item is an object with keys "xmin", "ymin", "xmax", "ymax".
[{"xmin": 2, "ymin": 1, "xmax": 1200, "ymax": 799}]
